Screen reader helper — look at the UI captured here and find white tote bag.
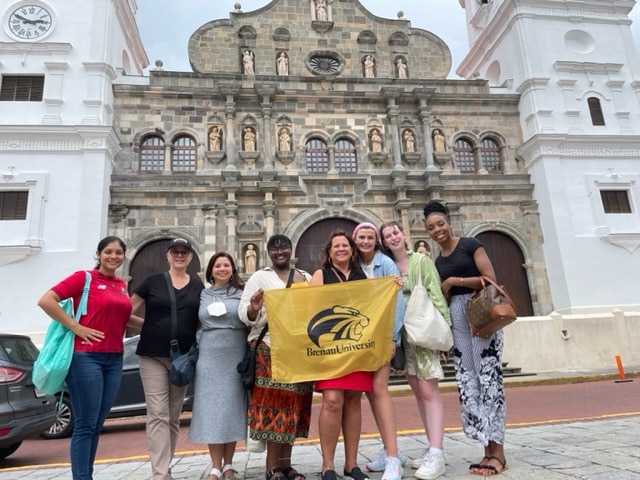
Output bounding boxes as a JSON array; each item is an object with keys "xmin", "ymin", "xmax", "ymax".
[{"xmin": 403, "ymin": 256, "xmax": 453, "ymax": 352}]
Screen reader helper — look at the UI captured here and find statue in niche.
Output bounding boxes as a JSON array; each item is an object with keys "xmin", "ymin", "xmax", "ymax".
[
  {"xmin": 370, "ymin": 129, "xmax": 382, "ymax": 152},
  {"xmin": 316, "ymin": 0, "xmax": 328, "ymax": 21},
  {"xmin": 208, "ymin": 126, "xmax": 222, "ymax": 151},
  {"xmin": 416, "ymin": 241, "xmax": 430, "ymax": 257},
  {"xmin": 245, "ymin": 244, "xmax": 257, "ymax": 274},
  {"xmin": 364, "ymin": 55, "xmax": 375, "ymax": 78},
  {"xmin": 242, "ymin": 50, "xmax": 254, "ymax": 75},
  {"xmin": 396, "ymin": 58, "xmax": 408, "ymax": 79},
  {"xmin": 279, "ymin": 128, "xmax": 291, "ymax": 151},
  {"xmin": 243, "ymin": 127, "xmax": 256, "ymax": 151},
  {"xmin": 277, "ymin": 52, "xmax": 289, "ymax": 76},
  {"xmin": 403, "ymin": 129, "xmax": 415, "ymax": 153},
  {"xmin": 433, "ymin": 129, "xmax": 445, "ymax": 152}
]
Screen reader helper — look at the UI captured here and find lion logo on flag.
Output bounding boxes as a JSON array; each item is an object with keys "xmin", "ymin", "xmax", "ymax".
[{"xmin": 307, "ymin": 305, "xmax": 370, "ymax": 347}]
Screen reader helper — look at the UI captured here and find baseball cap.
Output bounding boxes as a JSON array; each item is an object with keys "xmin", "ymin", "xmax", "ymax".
[{"xmin": 167, "ymin": 238, "xmax": 194, "ymax": 254}]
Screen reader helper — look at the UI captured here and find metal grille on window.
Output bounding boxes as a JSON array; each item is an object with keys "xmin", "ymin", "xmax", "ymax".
[
  {"xmin": 140, "ymin": 136, "xmax": 165, "ymax": 172},
  {"xmin": 171, "ymin": 136, "xmax": 197, "ymax": 172},
  {"xmin": 305, "ymin": 138, "xmax": 329, "ymax": 173},
  {"xmin": 334, "ymin": 139, "xmax": 357, "ymax": 173},
  {"xmin": 454, "ymin": 138, "xmax": 477, "ymax": 173},
  {"xmin": 479, "ymin": 137, "xmax": 502, "ymax": 172}
]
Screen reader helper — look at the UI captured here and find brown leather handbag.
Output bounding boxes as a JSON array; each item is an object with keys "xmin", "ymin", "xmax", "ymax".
[{"xmin": 466, "ymin": 276, "xmax": 517, "ymax": 338}]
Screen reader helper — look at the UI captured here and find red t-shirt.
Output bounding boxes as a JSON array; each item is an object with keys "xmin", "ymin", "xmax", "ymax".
[{"xmin": 51, "ymin": 269, "xmax": 132, "ymax": 353}]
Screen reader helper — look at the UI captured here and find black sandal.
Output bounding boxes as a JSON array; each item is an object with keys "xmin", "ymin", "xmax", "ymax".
[
  {"xmin": 266, "ymin": 468, "xmax": 286, "ymax": 480},
  {"xmin": 282, "ymin": 466, "xmax": 305, "ymax": 480}
]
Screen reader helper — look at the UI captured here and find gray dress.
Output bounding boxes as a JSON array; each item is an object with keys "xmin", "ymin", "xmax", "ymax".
[{"xmin": 189, "ymin": 285, "xmax": 247, "ymax": 443}]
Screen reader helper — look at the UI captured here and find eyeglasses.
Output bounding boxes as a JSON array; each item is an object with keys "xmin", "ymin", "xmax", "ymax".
[
  {"xmin": 169, "ymin": 250, "xmax": 191, "ymax": 257},
  {"xmin": 268, "ymin": 246, "xmax": 291, "ymax": 254}
]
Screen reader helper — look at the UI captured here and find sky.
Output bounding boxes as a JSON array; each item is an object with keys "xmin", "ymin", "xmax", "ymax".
[{"xmin": 136, "ymin": 0, "xmax": 640, "ymax": 79}]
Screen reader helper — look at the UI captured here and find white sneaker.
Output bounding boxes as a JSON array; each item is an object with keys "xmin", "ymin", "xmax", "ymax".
[
  {"xmin": 415, "ymin": 453, "xmax": 445, "ymax": 480},
  {"xmin": 381, "ymin": 456, "xmax": 403, "ymax": 480},
  {"xmin": 366, "ymin": 449, "xmax": 408, "ymax": 472},
  {"xmin": 411, "ymin": 448, "xmax": 430, "ymax": 469},
  {"xmin": 366, "ymin": 447, "xmax": 387, "ymax": 472}
]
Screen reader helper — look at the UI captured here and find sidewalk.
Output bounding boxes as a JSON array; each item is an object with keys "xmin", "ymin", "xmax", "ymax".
[
  {"xmin": 2, "ymin": 369, "xmax": 639, "ymax": 480},
  {"xmin": 3, "ymin": 416, "xmax": 640, "ymax": 479}
]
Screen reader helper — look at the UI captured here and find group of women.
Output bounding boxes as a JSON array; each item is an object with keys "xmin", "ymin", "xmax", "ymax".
[{"xmin": 37, "ymin": 199, "xmax": 508, "ymax": 480}]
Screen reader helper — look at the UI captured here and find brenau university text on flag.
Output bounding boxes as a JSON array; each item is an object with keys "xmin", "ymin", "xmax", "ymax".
[{"xmin": 264, "ymin": 276, "xmax": 397, "ymax": 383}]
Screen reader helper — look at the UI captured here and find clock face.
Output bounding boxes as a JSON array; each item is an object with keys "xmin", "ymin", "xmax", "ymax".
[{"xmin": 8, "ymin": 4, "xmax": 53, "ymax": 40}]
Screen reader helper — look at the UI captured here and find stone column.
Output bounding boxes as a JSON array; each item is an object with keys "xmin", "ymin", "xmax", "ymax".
[
  {"xmin": 219, "ymin": 83, "xmax": 240, "ymax": 171},
  {"xmin": 382, "ymin": 88, "xmax": 405, "ymax": 170},
  {"xmin": 414, "ymin": 88, "xmax": 437, "ymax": 171},
  {"xmin": 225, "ymin": 192, "xmax": 238, "ymax": 259},
  {"xmin": 202, "ymin": 205, "xmax": 217, "ymax": 258},
  {"xmin": 256, "ymin": 84, "xmax": 277, "ymax": 171}
]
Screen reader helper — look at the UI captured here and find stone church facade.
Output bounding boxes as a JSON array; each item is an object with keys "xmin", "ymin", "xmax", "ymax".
[{"xmin": 110, "ymin": 0, "xmax": 552, "ymax": 315}]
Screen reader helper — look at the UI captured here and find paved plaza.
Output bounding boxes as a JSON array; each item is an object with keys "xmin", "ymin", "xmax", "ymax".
[{"xmin": 2, "ymin": 415, "xmax": 640, "ymax": 479}]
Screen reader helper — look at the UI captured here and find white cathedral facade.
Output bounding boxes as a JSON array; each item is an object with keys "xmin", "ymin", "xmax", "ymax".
[{"xmin": 0, "ymin": 0, "xmax": 638, "ymax": 372}]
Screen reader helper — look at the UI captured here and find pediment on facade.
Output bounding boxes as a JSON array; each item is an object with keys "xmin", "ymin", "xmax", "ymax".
[{"xmin": 187, "ymin": 0, "xmax": 451, "ymax": 79}]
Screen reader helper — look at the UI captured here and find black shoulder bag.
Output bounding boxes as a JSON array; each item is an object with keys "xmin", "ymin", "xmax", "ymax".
[
  {"xmin": 166, "ymin": 272, "xmax": 199, "ymax": 387},
  {"xmin": 237, "ymin": 268, "xmax": 296, "ymax": 390}
]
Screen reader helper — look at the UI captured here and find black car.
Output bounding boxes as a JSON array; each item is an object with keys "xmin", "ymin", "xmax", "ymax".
[
  {"xmin": 0, "ymin": 333, "xmax": 58, "ymax": 459},
  {"xmin": 42, "ymin": 335, "xmax": 194, "ymax": 439}
]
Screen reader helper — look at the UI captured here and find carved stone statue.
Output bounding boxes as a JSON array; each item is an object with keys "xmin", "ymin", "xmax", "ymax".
[
  {"xmin": 245, "ymin": 244, "xmax": 257, "ymax": 274},
  {"xmin": 416, "ymin": 241, "xmax": 430, "ymax": 257},
  {"xmin": 364, "ymin": 55, "xmax": 375, "ymax": 78},
  {"xmin": 279, "ymin": 128, "xmax": 291, "ymax": 151},
  {"xmin": 316, "ymin": 0, "xmax": 328, "ymax": 21},
  {"xmin": 208, "ymin": 126, "xmax": 222, "ymax": 151},
  {"xmin": 242, "ymin": 50, "xmax": 254, "ymax": 75},
  {"xmin": 277, "ymin": 52, "xmax": 289, "ymax": 76},
  {"xmin": 433, "ymin": 129, "xmax": 445, "ymax": 152},
  {"xmin": 403, "ymin": 129, "xmax": 415, "ymax": 153},
  {"xmin": 370, "ymin": 129, "xmax": 382, "ymax": 152},
  {"xmin": 396, "ymin": 58, "xmax": 407, "ymax": 79},
  {"xmin": 243, "ymin": 127, "xmax": 256, "ymax": 151}
]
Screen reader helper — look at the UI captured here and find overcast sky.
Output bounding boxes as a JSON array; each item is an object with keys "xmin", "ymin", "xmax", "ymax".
[{"xmin": 137, "ymin": 0, "xmax": 640, "ymax": 79}]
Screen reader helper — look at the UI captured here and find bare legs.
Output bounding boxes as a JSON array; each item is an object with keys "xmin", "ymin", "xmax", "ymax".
[
  {"xmin": 208, "ymin": 443, "xmax": 238, "ymax": 479},
  {"xmin": 366, "ymin": 363, "xmax": 398, "ymax": 458},
  {"xmin": 406, "ymin": 376, "xmax": 444, "ymax": 449},
  {"xmin": 319, "ymin": 389, "xmax": 363, "ymax": 472}
]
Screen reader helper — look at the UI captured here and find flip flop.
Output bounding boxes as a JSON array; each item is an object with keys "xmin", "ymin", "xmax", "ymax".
[{"xmin": 476, "ymin": 456, "xmax": 509, "ymax": 476}]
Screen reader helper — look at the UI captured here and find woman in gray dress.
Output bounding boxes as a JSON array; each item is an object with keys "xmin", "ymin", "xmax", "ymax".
[{"xmin": 189, "ymin": 252, "xmax": 247, "ymax": 480}]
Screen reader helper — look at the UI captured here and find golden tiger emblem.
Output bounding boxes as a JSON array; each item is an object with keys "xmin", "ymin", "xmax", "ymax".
[{"xmin": 307, "ymin": 305, "xmax": 370, "ymax": 347}]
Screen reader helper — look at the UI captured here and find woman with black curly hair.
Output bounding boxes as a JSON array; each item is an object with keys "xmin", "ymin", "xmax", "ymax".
[{"xmin": 423, "ymin": 201, "xmax": 508, "ymax": 477}]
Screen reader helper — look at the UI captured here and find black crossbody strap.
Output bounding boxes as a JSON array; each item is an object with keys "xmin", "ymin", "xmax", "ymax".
[
  {"xmin": 164, "ymin": 272, "xmax": 180, "ymax": 354},
  {"xmin": 251, "ymin": 268, "xmax": 296, "ymax": 351}
]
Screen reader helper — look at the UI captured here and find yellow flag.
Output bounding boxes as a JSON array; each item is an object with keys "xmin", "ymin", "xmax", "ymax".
[{"xmin": 264, "ymin": 276, "xmax": 397, "ymax": 383}]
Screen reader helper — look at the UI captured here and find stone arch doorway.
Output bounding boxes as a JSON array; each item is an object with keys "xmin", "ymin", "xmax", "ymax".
[
  {"xmin": 126, "ymin": 238, "xmax": 202, "ymax": 335},
  {"xmin": 295, "ymin": 218, "xmax": 358, "ymax": 273},
  {"xmin": 476, "ymin": 231, "xmax": 534, "ymax": 316}
]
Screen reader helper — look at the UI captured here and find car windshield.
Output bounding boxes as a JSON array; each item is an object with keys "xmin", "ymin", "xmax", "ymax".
[{"xmin": 0, "ymin": 337, "xmax": 39, "ymax": 365}]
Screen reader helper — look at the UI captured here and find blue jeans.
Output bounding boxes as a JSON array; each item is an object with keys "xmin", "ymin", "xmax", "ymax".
[{"xmin": 66, "ymin": 352, "xmax": 123, "ymax": 480}]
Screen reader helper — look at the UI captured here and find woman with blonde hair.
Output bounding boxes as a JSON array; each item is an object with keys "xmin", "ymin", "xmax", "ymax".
[{"xmin": 380, "ymin": 221, "xmax": 450, "ymax": 479}]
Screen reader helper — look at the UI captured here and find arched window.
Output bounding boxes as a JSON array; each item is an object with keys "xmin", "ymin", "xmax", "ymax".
[
  {"xmin": 454, "ymin": 138, "xmax": 476, "ymax": 173},
  {"xmin": 479, "ymin": 137, "xmax": 502, "ymax": 172},
  {"xmin": 587, "ymin": 97, "xmax": 605, "ymax": 126},
  {"xmin": 334, "ymin": 138, "xmax": 357, "ymax": 173},
  {"xmin": 171, "ymin": 135, "xmax": 197, "ymax": 172},
  {"xmin": 139, "ymin": 135, "xmax": 165, "ymax": 173},
  {"xmin": 305, "ymin": 138, "xmax": 329, "ymax": 173}
]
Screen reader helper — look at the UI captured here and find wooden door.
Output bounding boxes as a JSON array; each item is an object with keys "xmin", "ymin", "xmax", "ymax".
[
  {"xmin": 295, "ymin": 218, "xmax": 358, "ymax": 273},
  {"xmin": 476, "ymin": 231, "xmax": 534, "ymax": 316}
]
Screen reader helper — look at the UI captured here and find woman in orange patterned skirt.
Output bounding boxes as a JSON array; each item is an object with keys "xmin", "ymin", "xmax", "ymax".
[{"xmin": 238, "ymin": 234, "xmax": 313, "ymax": 480}]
